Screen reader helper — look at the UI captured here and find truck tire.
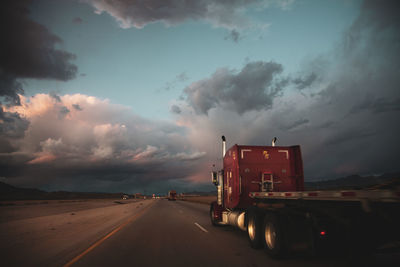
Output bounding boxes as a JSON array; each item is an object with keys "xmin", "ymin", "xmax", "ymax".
[
  {"xmin": 247, "ymin": 207, "xmax": 263, "ymax": 249},
  {"xmin": 263, "ymin": 213, "xmax": 287, "ymax": 258},
  {"xmin": 210, "ymin": 204, "xmax": 219, "ymax": 226}
]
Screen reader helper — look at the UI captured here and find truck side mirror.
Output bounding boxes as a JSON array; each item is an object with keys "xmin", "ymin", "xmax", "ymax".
[{"xmin": 211, "ymin": 171, "xmax": 218, "ymax": 185}]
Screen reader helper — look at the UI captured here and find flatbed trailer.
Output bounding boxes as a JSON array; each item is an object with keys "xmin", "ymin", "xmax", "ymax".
[
  {"xmin": 210, "ymin": 136, "xmax": 400, "ymax": 258},
  {"xmin": 250, "ymin": 189, "xmax": 399, "ymax": 202}
]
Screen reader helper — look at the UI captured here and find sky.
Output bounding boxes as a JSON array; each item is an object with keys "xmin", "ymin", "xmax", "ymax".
[{"xmin": 0, "ymin": 0, "xmax": 399, "ymax": 194}]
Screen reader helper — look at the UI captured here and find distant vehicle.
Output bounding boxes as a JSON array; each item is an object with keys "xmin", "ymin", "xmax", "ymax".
[
  {"xmin": 210, "ymin": 136, "xmax": 400, "ymax": 258},
  {"xmin": 168, "ymin": 190, "xmax": 177, "ymax": 201},
  {"xmin": 121, "ymin": 194, "xmax": 129, "ymax": 200}
]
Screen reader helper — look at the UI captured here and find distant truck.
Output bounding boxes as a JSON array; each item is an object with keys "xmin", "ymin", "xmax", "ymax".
[
  {"xmin": 210, "ymin": 136, "xmax": 400, "ymax": 258},
  {"xmin": 168, "ymin": 190, "xmax": 177, "ymax": 201}
]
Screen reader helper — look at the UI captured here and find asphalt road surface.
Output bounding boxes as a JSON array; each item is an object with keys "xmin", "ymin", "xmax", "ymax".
[
  {"xmin": 1, "ymin": 199, "xmax": 399, "ymax": 267},
  {"xmin": 0, "ymin": 199, "xmax": 136, "ymax": 223}
]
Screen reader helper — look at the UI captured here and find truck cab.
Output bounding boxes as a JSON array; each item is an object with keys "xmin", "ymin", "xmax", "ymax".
[{"xmin": 212, "ymin": 137, "xmax": 304, "ymax": 210}]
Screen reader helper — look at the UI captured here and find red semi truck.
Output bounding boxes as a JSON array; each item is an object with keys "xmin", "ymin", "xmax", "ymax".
[
  {"xmin": 210, "ymin": 136, "xmax": 400, "ymax": 258},
  {"xmin": 168, "ymin": 190, "xmax": 177, "ymax": 201}
]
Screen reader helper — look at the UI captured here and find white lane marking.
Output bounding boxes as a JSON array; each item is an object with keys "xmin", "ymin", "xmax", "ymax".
[{"xmin": 194, "ymin": 222, "xmax": 208, "ymax": 233}]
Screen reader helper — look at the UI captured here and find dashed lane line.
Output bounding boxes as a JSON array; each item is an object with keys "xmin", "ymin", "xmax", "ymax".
[{"xmin": 194, "ymin": 222, "xmax": 208, "ymax": 233}]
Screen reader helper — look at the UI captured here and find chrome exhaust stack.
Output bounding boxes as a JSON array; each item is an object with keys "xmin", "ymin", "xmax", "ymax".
[
  {"xmin": 272, "ymin": 137, "xmax": 277, "ymax": 147},
  {"xmin": 211, "ymin": 136, "xmax": 226, "ymax": 207},
  {"xmin": 222, "ymin": 135, "xmax": 226, "ymax": 157}
]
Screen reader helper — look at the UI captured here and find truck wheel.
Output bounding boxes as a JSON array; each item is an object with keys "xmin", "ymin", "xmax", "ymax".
[
  {"xmin": 263, "ymin": 213, "xmax": 287, "ymax": 258},
  {"xmin": 247, "ymin": 208, "xmax": 263, "ymax": 249},
  {"xmin": 210, "ymin": 205, "xmax": 219, "ymax": 226}
]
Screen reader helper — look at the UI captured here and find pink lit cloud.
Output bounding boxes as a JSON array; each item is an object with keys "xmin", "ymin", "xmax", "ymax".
[{"xmin": 2, "ymin": 93, "xmax": 206, "ymax": 192}]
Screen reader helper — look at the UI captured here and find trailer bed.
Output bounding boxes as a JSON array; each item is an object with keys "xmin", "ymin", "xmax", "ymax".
[{"xmin": 249, "ymin": 189, "xmax": 400, "ymax": 202}]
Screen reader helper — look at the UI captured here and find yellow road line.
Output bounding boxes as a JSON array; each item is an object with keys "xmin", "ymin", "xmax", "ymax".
[{"xmin": 63, "ymin": 200, "xmax": 155, "ymax": 267}]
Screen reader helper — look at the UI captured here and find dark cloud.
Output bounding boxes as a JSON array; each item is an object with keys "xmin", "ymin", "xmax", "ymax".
[
  {"xmin": 325, "ymin": 129, "xmax": 376, "ymax": 146},
  {"xmin": 0, "ymin": 106, "xmax": 29, "ymax": 154},
  {"xmin": 0, "ymin": 107, "xmax": 29, "ymax": 139},
  {"xmin": 276, "ymin": 0, "xmax": 400, "ymax": 178},
  {"xmin": 73, "ymin": 17, "xmax": 83, "ymax": 24},
  {"xmin": 224, "ymin": 29, "xmax": 241, "ymax": 43},
  {"xmin": 344, "ymin": 0, "xmax": 400, "ymax": 54},
  {"xmin": 183, "ymin": 61, "xmax": 287, "ymax": 115},
  {"xmin": 0, "ymin": 72, "xmax": 23, "ymax": 105},
  {"xmin": 0, "ymin": 0, "xmax": 77, "ymax": 105},
  {"xmin": 317, "ymin": 121, "xmax": 335, "ymax": 129},
  {"xmin": 4, "ymin": 159, "xmax": 204, "ymax": 193},
  {"xmin": 338, "ymin": 0, "xmax": 400, "ymax": 115},
  {"xmin": 170, "ymin": 105, "xmax": 181, "ymax": 114},
  {"xmin": 293, "ymin": 72, "xmax": 317, "ymax": 90},
  {"xmin": 0, "ymin": 138, "xmax": 15, "ymax": 153},
  {"xmin": 349, "ymin": 97, "xmax": 400, "ymax": 115},
  {"xmin": 280, "ymin": 118, "xmax": 309, "ymax": 131},
  {"xmin": 72, "ymin": 104, "xmax": 83, "ymax": 111},
  {"xmin": 86, "ymin": 0, "xmax": 260, "ymax": 29},
  {"xmin": 174, "ymin": 0, "xmax": 400, "ymax": 181}
]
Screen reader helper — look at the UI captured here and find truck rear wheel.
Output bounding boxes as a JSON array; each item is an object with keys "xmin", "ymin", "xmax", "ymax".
[
  {"xmin": 210, "ymin": 205, "xmax": 219, "ymax": 226},
  {"xmin": 263, "ymin": 213, "xmax": 287, "ymax": 258},
  {"xmin": 247, "ymin": 208, "xmax": 263, "ymax": 249}
]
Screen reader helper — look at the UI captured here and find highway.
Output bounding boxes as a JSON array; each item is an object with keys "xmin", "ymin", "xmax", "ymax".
[{"xmin": 1, "ymin": 199, "xmax": 399, "ymax": 266}]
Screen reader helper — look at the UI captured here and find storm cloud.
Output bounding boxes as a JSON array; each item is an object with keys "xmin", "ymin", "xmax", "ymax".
[
  {"xmin": 293, "ymin": 73, "xmax": 317, "ymax": 90},
  {"xmin": 0, "ymin": 107, "xmax": 29, "ymax": 154},
  {"xmin": 1, "ymin": 94, "xmax": 205, "ymax": 192},
  {"xmin": 85, "ymin": 0, "xmax": 263, "ymax": 30},
  {"xmin": 0, "ymin": 72, "xmax": 24, "ymax": 105},
  {"xmin": 0, "ymin": 0, "xmax": 77, "ymax": 104},
  {"xmin": 1, "ymin": 0, "xmax": 399, "ymax": 193},
  {"xmin": 183, "ymin": 61, "xmax": 287, "ymax": 115},
  {"xmin": 173, "ymin": 0, "xmax": 400, "ymax": 181}
]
